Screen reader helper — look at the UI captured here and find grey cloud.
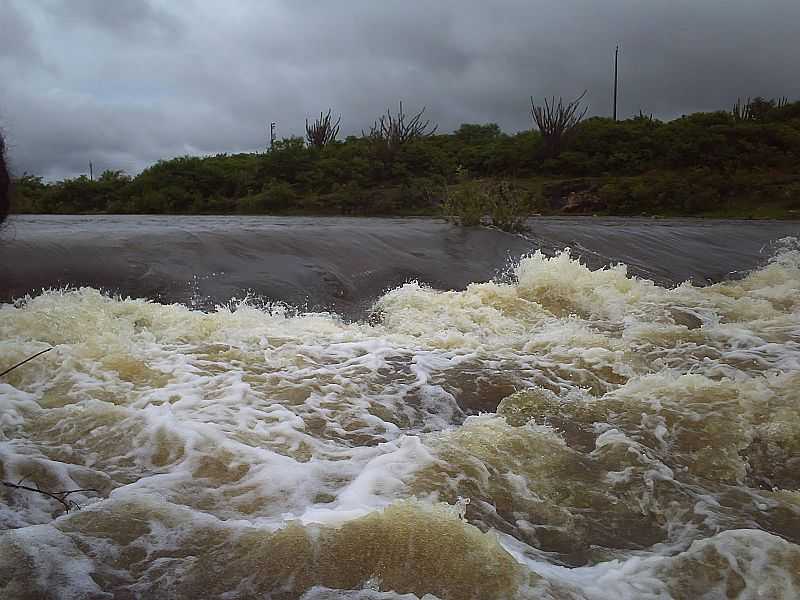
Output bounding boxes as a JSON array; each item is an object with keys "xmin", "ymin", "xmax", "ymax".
[
  {"xmin": 1, "ymin": 0, "xmax": 799, "ymax": 179},
  {"xmin": 39, "ymin": 0, "xmax": 182, "ymax": 39},
  {"xmin": 0, "ymin": 0, "xmax": 45, "ymax": 67}
]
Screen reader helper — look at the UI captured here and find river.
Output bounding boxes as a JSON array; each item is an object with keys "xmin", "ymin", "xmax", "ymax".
[{"xmin": 1, "ymin": 216, "xmax": 799, "ymax": 599}]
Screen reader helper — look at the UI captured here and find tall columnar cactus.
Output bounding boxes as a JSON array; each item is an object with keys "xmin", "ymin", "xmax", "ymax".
[
  {"xmin": 530, "ymin": 91, "xmax": 588, "ymax": 158},
  {"xmin": 305, "ymin": 109, "xmax": 341, "ymax": 149},
  {"xmin": 732, "ymin": 96, "xmax": 792, "ymax": 121},
  {"xmin": 731, "ymin": 97, "xmax": 753, "ymax": 121},
  {"xmin": 364, "ymin": 102, "xmax": 438, "ymax": 152}
]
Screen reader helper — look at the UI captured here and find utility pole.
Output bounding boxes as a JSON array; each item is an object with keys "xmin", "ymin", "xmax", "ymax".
[
  {"xmin": 613, "ymin": 45, "xmax": 619, "ymax": 122},
  {"xmin": 89, "ymin": 161, "xmax": 93, "ymax": 181},
  {"xmin": 269, "ymin": 122, "xmax": 276, "ymax": 150}
]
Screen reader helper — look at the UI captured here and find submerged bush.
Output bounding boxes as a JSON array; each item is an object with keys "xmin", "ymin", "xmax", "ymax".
[
  {"xmin": 442, "ymin": 179, "xmax": 485, "ymax": 227},
  {"xmin": 487, "ymin": 180, "xmax": 529, "ymax": 232},
  {"xmin": 442, "ymin": 173, "xmax": 529, "ymax": 231}
]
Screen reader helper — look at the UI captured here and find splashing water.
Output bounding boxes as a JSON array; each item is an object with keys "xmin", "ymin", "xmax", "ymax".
[{"xmin": 1, "ymin": 238, "xmax": 799, "ymax": 599}]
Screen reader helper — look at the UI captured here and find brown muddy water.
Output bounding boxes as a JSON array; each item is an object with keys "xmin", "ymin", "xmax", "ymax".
[{"xmin": 1, "ymin": 216, "xmax": 799, "ymax": 599}]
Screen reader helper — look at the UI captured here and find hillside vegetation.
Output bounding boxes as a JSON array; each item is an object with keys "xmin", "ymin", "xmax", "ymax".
[{"xmin": 12, "ymin": 97, "xmax": 800, "ymax": 220}]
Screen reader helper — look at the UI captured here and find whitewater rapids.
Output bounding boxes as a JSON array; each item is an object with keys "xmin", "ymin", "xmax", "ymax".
[{"xmin": 1, "ymin": 238, "xmax": 799, "ymax": 599}]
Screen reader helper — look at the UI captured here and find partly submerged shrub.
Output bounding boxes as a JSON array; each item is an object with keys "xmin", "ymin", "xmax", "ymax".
[{"xmin": 442, "ymin": 172, "xmax": 529, "ymax": 231}]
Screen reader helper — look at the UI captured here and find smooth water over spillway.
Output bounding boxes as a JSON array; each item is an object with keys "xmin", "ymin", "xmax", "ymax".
[
  {"xmin": 1, "ymin": 217, "xmax": 799, "ymax": 599},
  {"xmin": 4, "ymin": 215, "xmax": 799, "ymax": 315}
]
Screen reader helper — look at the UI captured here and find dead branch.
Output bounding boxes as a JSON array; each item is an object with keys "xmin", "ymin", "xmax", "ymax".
[
  {"xmin": 1, "ymin": 479, "xmax": 98, "ymax": 513},
  {"xmin": 530, "ymin": 91, "xmax": 588, "ymax": 158},
  {"xmin": 2, "ymin": 352, "xmax": 101, "ymax": 514},
  {"xmin": 305, "ymin": 109, "xmax": 341, "ymax": 148},
  {"xmin": 0, "ymin": 347, "xmax": 52, "ymax": 378}
]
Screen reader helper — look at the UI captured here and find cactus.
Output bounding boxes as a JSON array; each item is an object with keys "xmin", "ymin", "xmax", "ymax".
[
  {"xmin": 305, "ymin": 109, "xmax": 341, "ymax": 149},
  {"xmin": 530, "ymin": 91, "xmax": 588, "ymax": 157}
]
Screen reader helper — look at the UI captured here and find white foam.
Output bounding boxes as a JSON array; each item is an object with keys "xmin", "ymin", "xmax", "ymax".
[{"xmin": 1, "ymin": 240, "xmax": 799, "ymax": 597}]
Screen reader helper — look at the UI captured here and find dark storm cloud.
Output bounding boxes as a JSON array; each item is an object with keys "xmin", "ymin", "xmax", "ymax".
[{"xmin": 1, "ymin": 0, "xmax": 798, "ymax": 179}]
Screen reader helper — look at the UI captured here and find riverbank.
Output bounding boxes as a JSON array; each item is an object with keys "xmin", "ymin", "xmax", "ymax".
[
  {"xmin": 12, "ymin": 171, "xmax": 800, "ymax": 220},
  {"xmin": 11, "ymin": 100, "xmax": 800, "ymax": 219}
]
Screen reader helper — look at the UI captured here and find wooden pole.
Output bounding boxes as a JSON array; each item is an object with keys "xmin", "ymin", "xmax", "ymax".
[{"xmin": 613, "ymin": 45, "xmax": 619, "ymax": 121}]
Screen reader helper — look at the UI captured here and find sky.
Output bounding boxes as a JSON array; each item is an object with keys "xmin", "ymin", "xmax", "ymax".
[{"xmin": 1, "ymin": 0, "xmax": 799, "ymax": 180}]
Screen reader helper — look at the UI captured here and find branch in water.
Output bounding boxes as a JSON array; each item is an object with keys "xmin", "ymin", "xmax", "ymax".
[
  {"xmin": 1, "ymin": 479, "xmax": 98, "ymax": 513},
  {"xmin": 0, "ymin": 347, "xmax": 53, "ymax": 378}
]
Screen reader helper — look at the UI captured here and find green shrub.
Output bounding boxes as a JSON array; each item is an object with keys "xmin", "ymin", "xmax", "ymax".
[
  {"xmin": 238, "ymin": 181, "xmax": 299, "ymax": 213},
  {"xmin": 442, "ymin": 179, "xmax": 486, "ymax": 226},
  {"xmin": 487, "ymin": 181, "xmax": 529, "ymax": 232},
  {"xmin": 442, "ymin": 176, "xmax": 529, "ymax": 231}
]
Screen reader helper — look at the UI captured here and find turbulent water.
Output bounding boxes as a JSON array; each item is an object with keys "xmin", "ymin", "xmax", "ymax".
[{"xmin": 1, "ymin": 217, "xmax": 800, "ymax": 599}]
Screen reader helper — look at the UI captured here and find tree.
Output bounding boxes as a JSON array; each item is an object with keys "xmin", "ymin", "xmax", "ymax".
[
  {"xmin": 98, "ymin": 169, "xmax": 130, "ymax": 184},
  {"xmin": 305, "ymin": 109, "xmax": 341, "ymax": 149},
  {"xmin": 530, "ymin": 91, "xmax": 588, "ymax": 158},
  {"xmin": 454, "ymin": 123, "xmax": 502, "ymax": 144}
]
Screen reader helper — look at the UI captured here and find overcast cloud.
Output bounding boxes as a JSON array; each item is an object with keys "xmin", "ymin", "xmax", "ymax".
[{"xmin": 1, "ymin": 0, "xmax": 799, "ymax": 179}]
